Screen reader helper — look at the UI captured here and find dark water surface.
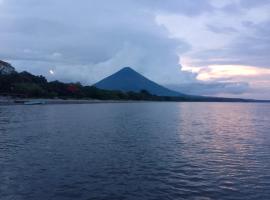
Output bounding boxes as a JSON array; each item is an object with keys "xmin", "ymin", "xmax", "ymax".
[{"xmin": 1, "ymin": 103, "xmax": 270, "ymax": 200}]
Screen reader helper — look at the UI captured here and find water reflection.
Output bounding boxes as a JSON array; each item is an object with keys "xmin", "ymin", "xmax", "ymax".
[{"xmin": 176, "ymin": 103, "xmax": 270, "ymax": 198}]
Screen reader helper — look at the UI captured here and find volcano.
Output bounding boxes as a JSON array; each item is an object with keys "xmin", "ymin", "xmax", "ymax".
[{"xmin": 94, "ymin": 67, "xmax": 184, "ymax": 97}]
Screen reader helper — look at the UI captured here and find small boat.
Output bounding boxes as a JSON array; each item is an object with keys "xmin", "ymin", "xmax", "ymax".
[{"xmin": 24, "ymin": 100, "xmax": 46, "ymax": 105}]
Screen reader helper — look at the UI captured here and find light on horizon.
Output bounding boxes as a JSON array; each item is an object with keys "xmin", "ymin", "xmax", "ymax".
[
  {"xmin": 197, "ymin": 65, "xmax": 270, "ymax": 81},
  {"xmin": 181, "ymin": 62, "xmax": 270, "ymax": 82}
]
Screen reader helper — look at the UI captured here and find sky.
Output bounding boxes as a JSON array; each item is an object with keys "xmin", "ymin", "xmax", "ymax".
[{"xmin": 0, "ymin": 0, "xmax": 270, "ymax": 99}]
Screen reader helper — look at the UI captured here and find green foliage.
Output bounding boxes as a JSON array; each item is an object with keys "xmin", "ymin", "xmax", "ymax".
[
  {"xmin": 0, "ymin": 71, "xmax": 189, "ymax": 101},
  {"xmin": 13, "ymin": 83, "xmax": 46, "ymax": 97}
]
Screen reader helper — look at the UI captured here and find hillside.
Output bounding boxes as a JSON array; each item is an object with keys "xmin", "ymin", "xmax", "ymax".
[{"xmin": 0, "ymin": 60, "xmax": 16, "ymax": 75}]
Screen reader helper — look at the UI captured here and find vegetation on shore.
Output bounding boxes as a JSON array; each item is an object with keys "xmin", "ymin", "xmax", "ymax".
[
  {"xmin": 0, "ymin": 71, "xmax": 261, "ymax": 102},
  {"xmin": 0, "ymin": 71, "xmax": 187, "ymax": 101}
]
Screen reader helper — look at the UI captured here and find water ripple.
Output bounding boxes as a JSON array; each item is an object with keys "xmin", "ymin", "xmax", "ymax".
[{"xmin": 0, "ymin": 103, "xmax": 270, "ymax": 200}]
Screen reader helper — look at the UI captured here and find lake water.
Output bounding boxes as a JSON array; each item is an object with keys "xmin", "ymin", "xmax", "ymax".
[{"xmin": 0, "ymin": 102, "xmax": 270, "ymax": 200}]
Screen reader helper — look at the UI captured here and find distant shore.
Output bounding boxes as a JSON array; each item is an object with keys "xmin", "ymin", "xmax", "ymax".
[
  {"xmin": 1, "ymin": 97, "xmax": 270, "ymax": 105},
  {"xmin": 0, "ymin": 98, "xmax": 147, "ymax": 105}
]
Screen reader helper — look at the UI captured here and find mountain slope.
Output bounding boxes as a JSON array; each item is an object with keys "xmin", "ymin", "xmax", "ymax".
[
  {"xmin": 0, "ymin": 60, "xmax": 16, "ymax": 75},
  {"xmin": 94, "ymin": 67, "xmax": 185, "ymax": 96}
]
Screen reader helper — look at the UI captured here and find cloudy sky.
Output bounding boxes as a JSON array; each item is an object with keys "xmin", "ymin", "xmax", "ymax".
[{"xmin": 0, "ymin": 0, "xmax": 270, "ymax": 99}]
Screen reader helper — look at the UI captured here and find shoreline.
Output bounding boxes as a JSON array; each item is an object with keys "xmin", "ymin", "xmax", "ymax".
[
  {"xmin": 1, "ymin": 98, "xmax": 270, "ymax": 106},
  {"xmin": 0, "ymin": 98, "xmax": 148, "ymax": 105}
]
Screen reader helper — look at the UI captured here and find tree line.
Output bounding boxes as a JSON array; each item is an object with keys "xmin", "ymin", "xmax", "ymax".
[
  {"xmin": 0, "ymin": 71, "xmax": 191, "ymax": 101},
  {"xmin": 0, "ymin": 70, "xmax": 252, "ymax": 102}
]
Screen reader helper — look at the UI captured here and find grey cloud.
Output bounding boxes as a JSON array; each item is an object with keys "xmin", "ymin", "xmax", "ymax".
[
  {"xmin": 0, "ymin": 17, "xmax": 70, "ymax": 36},
  {"xmin": 207, "ymin": 24, "xmax": 238, "ymax": 34},
  {"xmin": 137, "ymin": 0, "xmax": 213, "ymax": 16},
  {"xmin": 239, "ymin": 0, "xmax": 270, "ymax": 8},
  {"xmin": 220, "ymin": 0, "xmax": 270, "ymax": 13},
  {"xmin": 167, "ymin": 82, "xmax": 250, "ymax": 96},
  {"xmin": 191, "ymin": 20, "xmax": 270, "ymax": 68},
  {"xmin": 0, "ymin": 0, "xmax": 200, "ymax": 84},
  {"xmin": 220, "ymin": 3, "xmax": 242, "ymax": 15}
]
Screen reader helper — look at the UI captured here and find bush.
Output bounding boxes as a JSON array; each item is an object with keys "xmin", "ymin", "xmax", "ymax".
[{"xmin": 13, "ymin": 83, "xmax": 47, "ymax": 97}]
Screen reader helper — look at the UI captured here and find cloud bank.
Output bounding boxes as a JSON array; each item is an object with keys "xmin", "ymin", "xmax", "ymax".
[{"xmin": 0, "ymin": 0, "xmax": 198, "ymax": 84}]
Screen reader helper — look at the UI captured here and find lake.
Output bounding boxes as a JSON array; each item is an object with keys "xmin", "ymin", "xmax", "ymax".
[{"xmin": 0, "ymin": 102, "xmax": 270, "ymax": 200}]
